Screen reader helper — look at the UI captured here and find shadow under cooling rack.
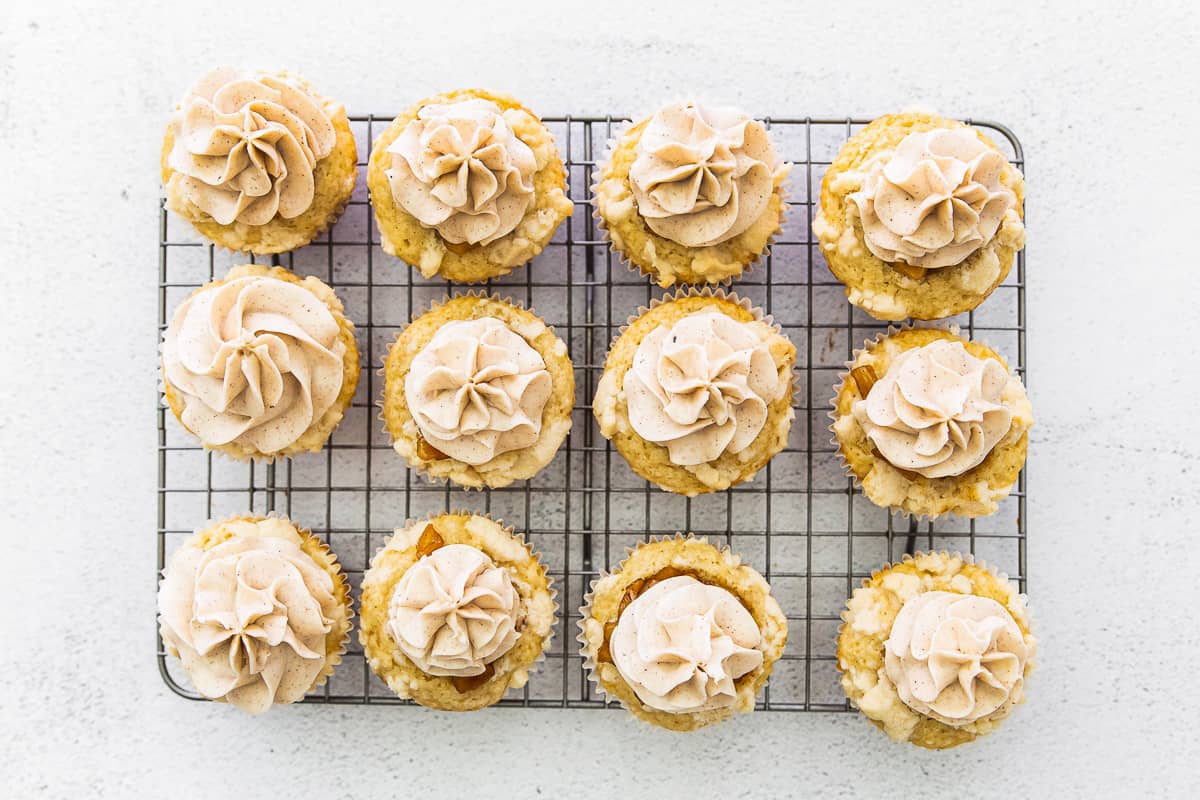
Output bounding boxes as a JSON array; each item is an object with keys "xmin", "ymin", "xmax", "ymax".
[{"xmin": 157, "ymin": 115, "xmax": 1027, "ymax": 712}]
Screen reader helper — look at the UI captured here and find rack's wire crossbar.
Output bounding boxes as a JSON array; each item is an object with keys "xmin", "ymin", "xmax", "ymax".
[{"xmin": 157, "ymin": 116, "xmax": 1027, "ymax": 711}]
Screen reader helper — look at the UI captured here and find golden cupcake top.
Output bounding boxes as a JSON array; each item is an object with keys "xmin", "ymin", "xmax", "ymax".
[
  {"xmin": 162, "ymin": 265, "xmax": 350, "ymax": 456},
  {"xmin": 157, "ymin": 516, "xmax": 349, "ymax": 714},
  {"xmin": 166, "ymin": 67, "xmax": 337, "ymax": 226}
]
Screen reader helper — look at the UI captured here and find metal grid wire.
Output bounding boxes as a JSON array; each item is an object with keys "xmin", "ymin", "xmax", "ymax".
[{"xmin": 157, "ymin": 115, "xmax": 1026, "ymax": 711}]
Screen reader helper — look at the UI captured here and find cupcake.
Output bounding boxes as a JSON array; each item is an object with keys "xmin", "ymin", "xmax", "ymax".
[
  {"xmin": 837, "ymin": 552, "xmax": 1035, "ymax": 749},
  {"xmin": 359, "ymin": 513, "xmax": 556, "ymax": 711},
  {"xmin": 829, "ymin": 328, "xmax": 1032, "ymax": 519},
  {"xmin": 161, "ymin": 264, "xmax": 360, "ymax": 460},
  {"xmin": 368, "ymin": 89, "xmax": 573, "ymax": 283},
  {"xmin": 382, "ymin": 293, "xmax": 573, "ymax": 489},
  {"xmin": 593, "ymin": 289, "xmax": 795, "ymax": 496},
  {"xmin": 161, "ymin": 67, "xmax": 358, "ymax": 254},
  {"xmin": 812, "ymin": 113, "xmax": 1025, "ymax": 321},
  {"xmin": 579, "ymin": 537, "xmax": 787, "ymax": 731},
  {"xmin": 157, "ymin": 515, "xmax": 352, "ymax": 714},
  {"xmin": 594, "ymin": 101, "xmax": 790, "ymax": 287}
]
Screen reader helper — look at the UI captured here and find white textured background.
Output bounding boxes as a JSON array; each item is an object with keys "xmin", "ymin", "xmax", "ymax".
[{"xmin": 2, "ymin": 1, "xmax": 1197, "ymax": 797}]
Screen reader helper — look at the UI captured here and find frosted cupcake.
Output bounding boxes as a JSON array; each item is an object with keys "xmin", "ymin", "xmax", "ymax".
[
  {"xmin": 830, "ymin": 328, "xmax": 1032, "ymax": 519},
  {"xmin": 382, "ymin": 294, "xmax": 573, "ymax": 488},
  {"xmin": 161, "ymin": 67, "xmax": 358, "ymax": 254},
  {"xmin": 579, "ymin": 537, "xmax": 787, "ymax": 731},
  {"xmin": 157, "ymin": 515, "xmax": 352, "ymax": 714},
  {"xmin": 359, "ymin": 513, "xmax": 555, "ymax": 711},
  {"xmin": 593, "ymin": 289, "xmax": 795, "ymax": 495},
  {"xmin": 812, "ymin": 113, "xmax": 1025, "ymax": 320},
  {"xmin": 161, "ymin": 264, "xmax": 360, "ymax": 460},
  {"xmin": 594, "ymin": 101, "xmax": 790, "ymax": 287},
  {"xmin": 837, "ymin": 552, "xmax": 1035, "ymax": 749},
  {"xmin": 368, "ymin": 89, "xmax": 573, "ymax": 282}
]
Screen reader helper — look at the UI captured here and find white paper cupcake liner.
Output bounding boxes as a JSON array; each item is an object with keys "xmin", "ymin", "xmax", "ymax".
[
  {"xmin": 826, "ymin": 324, "xmax": 1024, "ymax": 523},
  {"xmin": 376, "ymin": 290, "xmax": 572, "ymax": 491},
  {"xmin": 359, "ymin": 510, "xmax": 558, "ymax": 702},
  {"xmin": 590, "ymin": 101, "xmax": 792, "ymax": 289}
]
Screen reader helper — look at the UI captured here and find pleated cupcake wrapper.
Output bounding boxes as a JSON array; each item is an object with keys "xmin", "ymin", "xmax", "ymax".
[
  {"xmin": 834, "ymin": 549, "xmax": 1036, "ymax": 725},
  {"xmin": 376, "ymin": 290, "xmax": 569, "ymax": 491},
  {"xmin": 591, "ymin": 103, "xmax": 792, "ymax": 289},
  {"xmin": 359, "ymin": 509, "xmax": 559, "ymax": 693},
  {"xmin": 826, "ymin": 322, "xmax": 1018, "ymax": 524},
  {"xmin": 158, "ymin": 264, "xmax": 357, "ymax": 464},
  {"xmin": 159, "ymin": 510, "xmax": 354, "ymax": 707},
  {"xmin": 576, "ymin": 533, "xmax": 763, "ymax": 721}
]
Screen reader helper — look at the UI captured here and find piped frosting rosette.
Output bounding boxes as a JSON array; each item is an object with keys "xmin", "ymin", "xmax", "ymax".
[
  {"xmin": 380, "ymin": 291, "xmax": 573, "ymax": 490},
  {"xmin": 836, "ymin": 551, "xmax": 1036, "ymax": 749},
  {"xmin": 358, "ymin": 512, "xmax": 556, "ymax": 711},
  {"xmin": 827, "ymin": 325, "xmax": 1032, "ymax": 520},
  {"xmin": 160, "ymin": 264, "xmax": 360, "ymax": 460},
  {"xmin": 593, "ymin": 286, "xmax": 796, "ymax": 496},
  {"xmin": 578, "ymin": 535, "xmax": 788, "ymax": 731},
  {"xmin": 157, "ymin": 513, "xmax": 352, "ymax": 714},
  {"xmin": 162, "ymin": 67, "xmax": 357, "ymax": 254},
  {"xmin": 592, "ymin": 100, "xmax": 791, "ymax": 286}
]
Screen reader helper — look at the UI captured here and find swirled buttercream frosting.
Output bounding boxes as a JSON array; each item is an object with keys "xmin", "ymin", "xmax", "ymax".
[
  {"xmin": 163, "ymin": 274, "xmax": 347, "ymax": 454},
  {"xmin": 167, "ymin": 67, "xmax": 337, "ymax": 226},
  {"xmin": 624, "ymin": 311, "xmax": 782, "ymax": 465},
  {"xmin": 611, "ymin": 576, "xmax": 763, "ymax": 713},
  {"xmin": 629, "ymin": 101, "xmax": 783, "ymax": 247},
  {"xmin": 386, "ymin": 98, "xmax": 537, "ymax": 245},
  {"xmin": 885, "ymin": 590, "xmax": 1028, "ymax": 726},
  {"xmin": 405, "ymin": 318, "xmax": 552, "ymax": 465},
  {"xmin": 853, "ymin": 339, "xmax": 1013, "ymax": 478},
  {"xmin": 157, "ymin": 518, "xmax": 341, "ymax": 714},
  {"xmin": 849, "ymin": 128, "xmax": 1020, "ymax": 268},
  {"xmin": 386, "ymin": 544, "xmax": 522, "ymax": 676}
]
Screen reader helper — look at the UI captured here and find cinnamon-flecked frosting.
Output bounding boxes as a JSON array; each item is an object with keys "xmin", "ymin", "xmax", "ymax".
[
  {"xmin": 624, "ymin": 311, "xmax": 782, "ymax": 465},
  {"xmin": 163, "ymin": 275, "xmax": 347, "ymax": 454},
  {"xmin": 885, "ymin": 590, "xmax": 1028, "ymax": 726},
  {"xmin": 167, "ymin": 67, "xmax": 337, "ymax": 226},
  {"xmin": 386, "ymin": 98, "xmax": 537, "ymax": 245},
  {"xmin": 386, "ymin": 544, "xmax": 522, "ymax": 676},
  {"xmin": 849, "ymin": 128, "xmax": 1020, "ymax": 268},
  {"xmin": 610, "ymin": 576, "xmax": 763, "ymax": 713},
  {"xmin": 853, "ymin": 339, "xmax": 1014, "ymax": 478},
  {"xmin": 405, "ymin": 318, "xmax": 552, "ymax": 465},
  {"xmin": 157, "ymin": 518, "xmax": 341, "ymax": 714},
  {"xmin": 629, "ymin": 101, "xmax": 785, "ymax": 247}
]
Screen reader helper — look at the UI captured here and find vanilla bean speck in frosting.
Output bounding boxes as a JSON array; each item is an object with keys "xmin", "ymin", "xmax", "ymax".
[
  {"xmin": 630, "ymin": 101, "xmax": 787, "ymax": 247},
  {"xmin": 624, "ymin": 311, "xmax": 783, "ymax": 465},
  {"xmin": 386, "ymin": 544, "xmax": 523, "ymax": 677},
  {"xmin": 162, "ymin": 274, "xmax": 347, "ymax": 454},
  {"xmin": 166, "ymin": 67, "xmax": 337, "ymax": 226},
  {"xmin": 610, "ymin": 576, "xmax": 763, "ymax": 713},
  {"xmin": 848, "ymin": 128, "xmax": 1021, "ymax": 268},
  {"xmin": 386, "ymin": 98, "xmax": 537, "ymax": 245},
  {"xmin": 853, "ymin": 339, "xmax": 1017, "ymax": 478},
  {"xmin": 884, "ymin": 590, "xmax": 1028, "ymax": 726},
  {"xmin": 405, "ymin": 318, "xmax": 552, "ymax": 465},
  {"xmin": 157, "ymin": 518, "xmax": 343, "ymax": 714}
]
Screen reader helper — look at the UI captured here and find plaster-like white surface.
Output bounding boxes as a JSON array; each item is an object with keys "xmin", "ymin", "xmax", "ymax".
[{"xmin": 2, "ymin": 1, "xmax": 1197, "ymax": 796}]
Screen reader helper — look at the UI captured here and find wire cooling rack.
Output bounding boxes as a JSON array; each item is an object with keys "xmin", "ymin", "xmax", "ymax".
[{"xmin": 157, "ymin": 115, "xmax": 1026, "ymax": 712}]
